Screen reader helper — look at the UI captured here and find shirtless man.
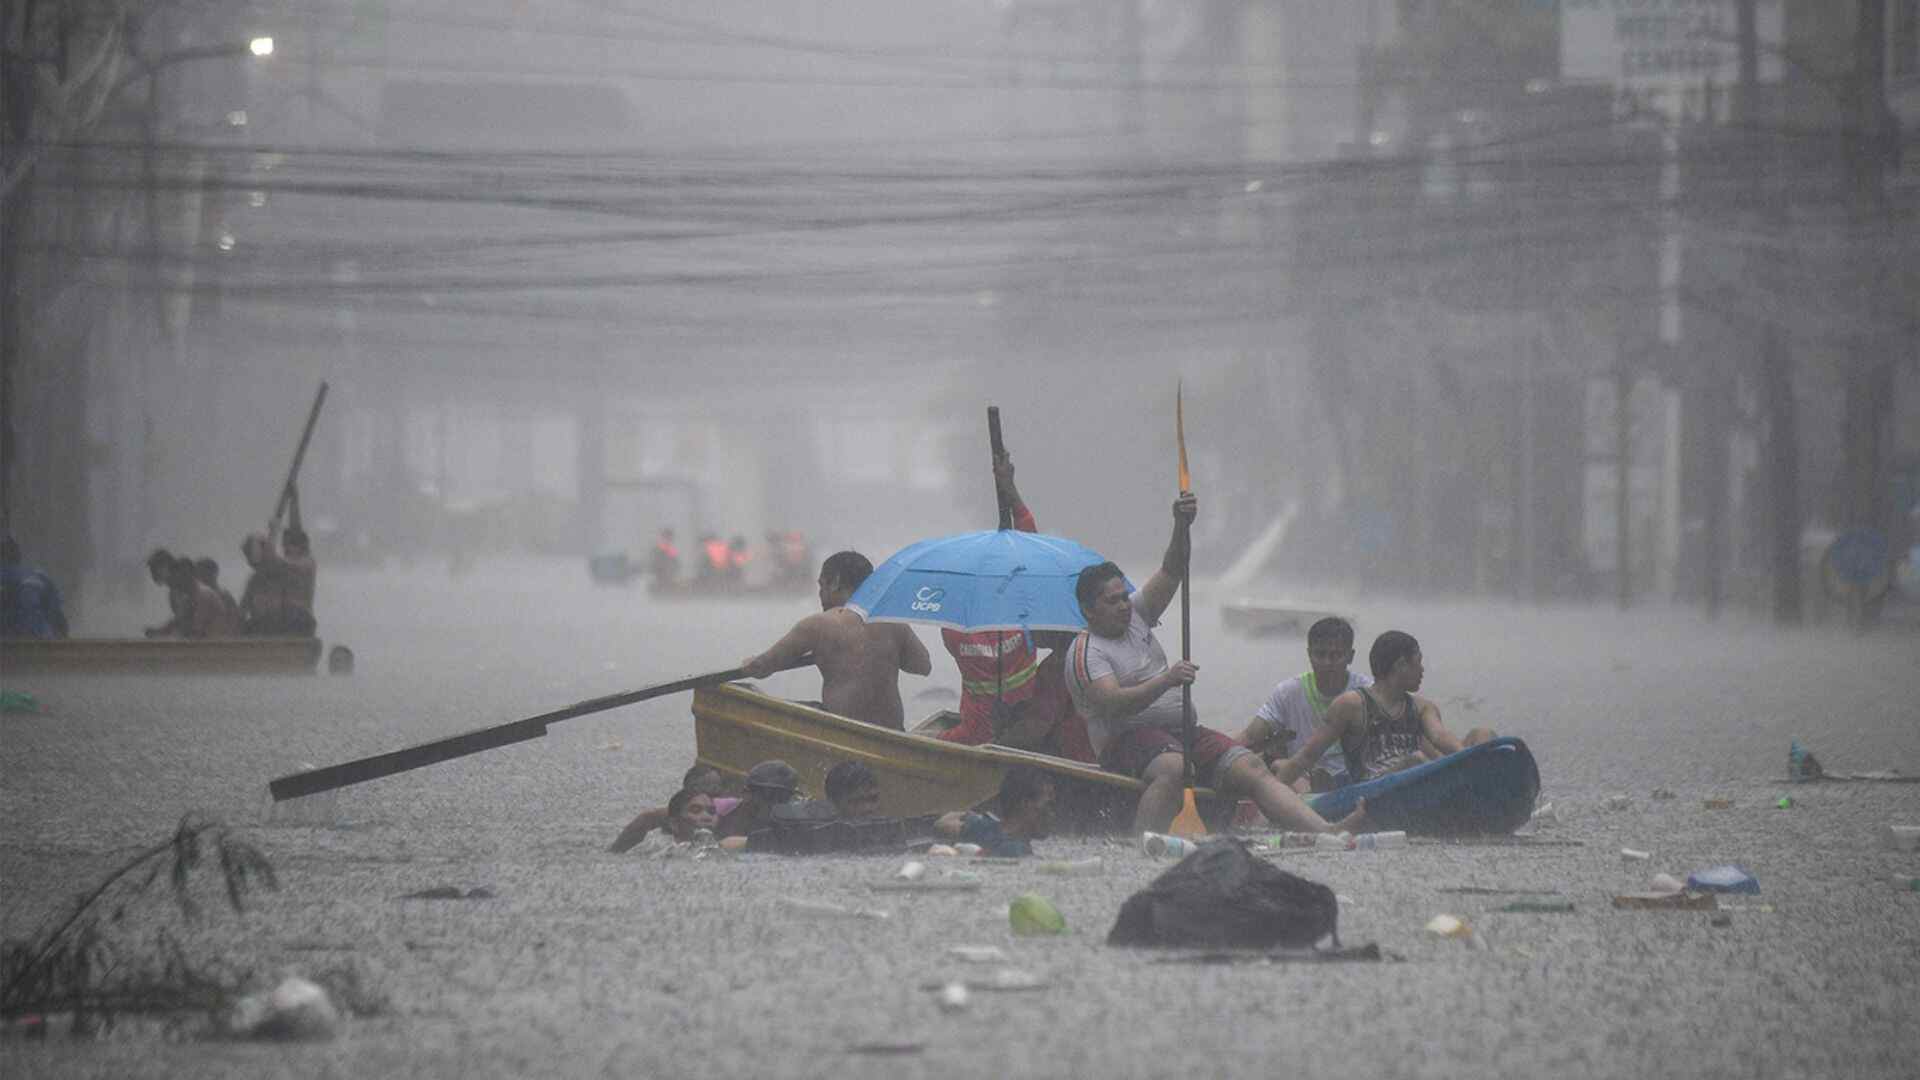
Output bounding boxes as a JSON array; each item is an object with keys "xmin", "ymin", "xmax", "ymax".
[
  {"xmin": 740, "ymin": 550, "xmax": 932, "ymax": 730},
  {"xmin": 1271, "ymin": 630, "xmax": 1496, "ymax": 788}
]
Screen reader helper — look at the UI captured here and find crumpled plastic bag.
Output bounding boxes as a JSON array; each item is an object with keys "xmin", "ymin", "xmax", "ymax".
[{"xmin": 1107, "ymin": 839, "xmax": 1339, "ymax": 949}]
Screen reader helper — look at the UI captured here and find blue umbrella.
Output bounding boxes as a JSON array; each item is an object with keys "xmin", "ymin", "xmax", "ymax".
[{"xmin": 846, "ymin": 529, "xmax": 1127, "ymax": 633}]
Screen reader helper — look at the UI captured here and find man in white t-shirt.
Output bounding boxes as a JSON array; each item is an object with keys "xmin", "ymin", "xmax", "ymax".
[
  {"xmin": 1239, "ymin": 616, "xmax": 1371, "ymax": 792},
  {"xmin": 1064, "ymin": 493, "xmax": 1368, "ymax": 837}
]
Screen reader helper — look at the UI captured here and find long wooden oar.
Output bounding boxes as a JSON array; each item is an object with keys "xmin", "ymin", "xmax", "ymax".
[
  {"xmin": 1169, "ymin": 381, "xmax": 1207, "ymax": 838},
  {"xmin": 268, "ymin": 381, "xmax": 329, "ymax": 538},
  {"xmin": 268, "ymin": 656, "xmax": 811, "ymax": 801}
]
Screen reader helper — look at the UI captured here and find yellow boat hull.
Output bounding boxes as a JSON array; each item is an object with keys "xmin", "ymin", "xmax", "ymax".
[
  {"xmin": 0, "ymin": 637, "xmax": 323, "ymax": 675},
  {"xmin": 692, "ymin": 683, "xmax": 1223, "ymax": 832}
]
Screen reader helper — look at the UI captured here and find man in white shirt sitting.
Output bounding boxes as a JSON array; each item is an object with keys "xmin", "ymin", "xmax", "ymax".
[{"xmin": 1239, "ymin": 616, "xmax": 1371, "ymax": 792}]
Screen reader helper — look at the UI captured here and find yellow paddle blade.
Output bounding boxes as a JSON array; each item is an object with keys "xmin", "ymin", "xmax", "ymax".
[
  {"xmin": 1176, "ymin": 381, "xmax": 1191, "ymax": 492},
  {"xmin": 1169, "ymin": 787, "xmax": 1206, "ymax": 838}
]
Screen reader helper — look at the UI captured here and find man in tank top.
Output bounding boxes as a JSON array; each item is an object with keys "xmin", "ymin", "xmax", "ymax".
[{"xmin": 1270, "ymin": 630, "xmax": 1496, "ymax": 787}]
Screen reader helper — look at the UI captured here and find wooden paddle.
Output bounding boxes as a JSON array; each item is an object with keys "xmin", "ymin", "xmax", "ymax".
[
  {"xmin": 1170, "ymin": 382, "xmax": 1207, "ymax": 838},
  {"xmin": 268, "ymin": 381, "xmax": 329, "ymax": 538},
  {"xmin": 268, "ymin": 655, "xmax": 812, "ymax": 801},
  {"xmin": 988, "ymin": 405, "xmax": 1012, "ymax": 530}
]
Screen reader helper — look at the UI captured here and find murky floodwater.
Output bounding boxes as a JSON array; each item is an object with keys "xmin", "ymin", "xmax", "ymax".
[{"xmin": 4, "ymin": 559, "xmax": 1917, "ymax": 1078}]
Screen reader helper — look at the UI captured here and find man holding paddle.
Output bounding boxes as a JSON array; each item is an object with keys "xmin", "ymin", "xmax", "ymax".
[
  {"xmin": 240, "ymin": 484, "xmax": 318, "ymax": 637},
  {"xmin": 1065, "ymin": 493, "xmax": 1368, "ymax": 837}
]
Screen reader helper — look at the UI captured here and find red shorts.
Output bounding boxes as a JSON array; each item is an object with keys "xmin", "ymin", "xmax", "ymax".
[{"xmin": 1099, "ymin": 725, "xmax": 1251, "ymax": 788}]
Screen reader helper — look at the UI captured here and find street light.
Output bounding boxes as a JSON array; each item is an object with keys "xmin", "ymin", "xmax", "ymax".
[{"xmin": 249, "ymin": 37, "xmax": 274, "ymax": 58}]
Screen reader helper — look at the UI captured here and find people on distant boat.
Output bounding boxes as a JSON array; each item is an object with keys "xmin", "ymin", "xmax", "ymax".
[
  {"xmin": 0, "ymin": 536, "xmax": 69, "ymax": 639},
  {"xmin": 726, "ymin": 534, "xmax": 751, "ymax": 587},
  {"xmin": 240, "ymin": 486, "xmax": 317, "ymax": 637},
  {"xmin": 144, "ymin": 548, "xmax": 188, "ymax": 637},
  {"xmin": 697, "ymin": 533, "xmax": 729, "ymax": 588},
  {"xmin": 769, "ymin": 529, "xmax": 812, "ymax": 588},
  {"xmin": 167, "ymin": 557, "xmax": 227, "ymax": 639},
  {"xmin": 1063, "ymin": 492, "xmax": 1368, "ymax": 837},
  {"xmin": 650, "ymin": 528, "xmax": 681, "ymax": 590},
  {"xmin": 740, "ymin": 551, "xmax": 932, "ymax": 731},
  {"xmin": 934, "ymin": 765, "xmax": 1055, "ymax": 857},
  {"xmin": 824, "ymin": 761, "xmax": 882, "ymax": 819},
  {"xmin": 935, "ymin": 453, "xmax": 1095, "ymax": 762},
  {"xmin": 1270, "ymin": 630, "xmax": 1496, "ymax": 787},
  {"xmin": 1238, "ymin": 616, "xmax": 1371, "ymax": 792},
  {"xmin": 193, "ymin": 557, "xmax": 244, "ymax": 637}
]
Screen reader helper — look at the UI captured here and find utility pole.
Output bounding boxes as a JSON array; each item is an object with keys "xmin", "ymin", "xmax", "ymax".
[
  {"xmin": 1615, "ymin": 359, "xmax": 1632, "ymax": 610},
  {"xmin": 1842, "ymin": 0, "xmax": 1893, "ymax": 544},
  {"xmin": 1762, "ymin": 322, "xmax": 1801, "ymax": 624}
]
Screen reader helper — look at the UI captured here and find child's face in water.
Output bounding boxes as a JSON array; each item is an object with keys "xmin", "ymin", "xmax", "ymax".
[{"xmin": 673, "ymin": 794, "xmax": 719, "ymax": 839}]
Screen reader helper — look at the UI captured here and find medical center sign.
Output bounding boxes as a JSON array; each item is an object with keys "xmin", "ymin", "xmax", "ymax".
[{"xmin": 1561, "ymin": 0, "xmax": 1782, "ymax": 122}]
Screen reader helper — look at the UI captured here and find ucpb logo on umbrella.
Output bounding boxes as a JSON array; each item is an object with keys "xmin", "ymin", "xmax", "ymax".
[{"xmin": 911, "ymin": 586, "xmax": 945, "ymax": 612}]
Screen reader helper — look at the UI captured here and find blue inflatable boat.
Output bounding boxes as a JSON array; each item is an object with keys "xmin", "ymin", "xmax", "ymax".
[{"xmin": 1306, "ymin": 736, "xmax": 1540, "ymax": 835}]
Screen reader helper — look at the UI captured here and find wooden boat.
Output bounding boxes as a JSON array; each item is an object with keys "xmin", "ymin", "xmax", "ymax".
[
  {"xmin": 1220, "ymin": 599, "xmax": 1350, "ymax": 638},
  {"xmin": 692, "ymin": 683, "xmax": 1225, "ymax": 834},
  {"xmin": 0, "ymin": 636, "xmax": 324, "ymax": 675}
]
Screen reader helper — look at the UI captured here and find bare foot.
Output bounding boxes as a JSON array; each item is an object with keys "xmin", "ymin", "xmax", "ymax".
[{"xmin": 1336, "ymin": 797, "xmax": 1371, "ymax": 835}]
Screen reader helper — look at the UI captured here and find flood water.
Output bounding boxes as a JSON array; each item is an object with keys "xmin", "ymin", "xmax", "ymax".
[{"xmin": 3, "ymin": 560, "xmax": 1918, "ymax": 1078}]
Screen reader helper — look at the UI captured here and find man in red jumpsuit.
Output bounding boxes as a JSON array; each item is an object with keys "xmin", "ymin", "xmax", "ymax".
[{"xmin": 935, "ymin": 454, "xmax": 1095, "ymax": 763}]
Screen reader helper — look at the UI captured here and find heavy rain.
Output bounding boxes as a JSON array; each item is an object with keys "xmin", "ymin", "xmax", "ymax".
[{"xmin": 3, "ymin": 2, "xmax": 1917, "ymax": 1077}]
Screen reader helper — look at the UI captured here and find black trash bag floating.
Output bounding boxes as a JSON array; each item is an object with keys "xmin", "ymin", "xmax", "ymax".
[{"xmin": 1108, "ymin": 839, "xmax": 1338, "ymax": 949}]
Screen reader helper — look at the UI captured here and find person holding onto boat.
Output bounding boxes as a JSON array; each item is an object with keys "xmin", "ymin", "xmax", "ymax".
[
  {"xmin": 1238, "ymin": 616, "xmax": 1371, "ymax": 792},
  {"xmin": 1270, "ymin": 630, "xmax": 1495, "ymax": 787},
  {"xmin": 613, "ymin": 789, "xmax": 723, "ymax": 856},
  {"xmin": 934, "ymin": 765, "xmax": 1055, "ymax": 857},
  {"xmin": 1, "ymin": 535, "xmax": 69, "ymax": 639},
  {"xmin": 239, "ymin": 486, "xmax": 318, "ymax": 637},
  {"xmin": 935, "ymin": 453, "xmax": 1095, "ymax": 761},
  {"xmin": 608, "ymin": 763, "xmax": 740, "ymax": 853},
  {"xmin": 1065, "ymin": 493, "xmax": 1367, "ymax": 837},
  {"xmin": 824, "ymin": 761, "xmax": 883, "ymax": 819},
  {"xmin": 740, "ymin": 551, "xmax": 932, "ymax": 730}
]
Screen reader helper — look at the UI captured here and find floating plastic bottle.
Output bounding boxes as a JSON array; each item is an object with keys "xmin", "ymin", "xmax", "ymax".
[
  {"xmin": 1142, "ymin": 832, "xmax": 1198, "ymax": 858},
  {"xmin": 1353, "ymin": 831, "xmax": 1407, "ymax": 851},
  {"xmin": 1263, "ymin": 832, "xmax": 1321, "ymax": 850},
  {"xmin": 1314, "ymin": 832, "xmax": 1355, "ymax": 851}
]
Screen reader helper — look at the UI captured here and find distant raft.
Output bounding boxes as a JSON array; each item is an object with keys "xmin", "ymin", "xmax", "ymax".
[
  {"xmin": 1306, "ymin": 737, "xmax": 1541, "ymax": 836},
  {"xmin": 0, "ymin": 636, "xmax": 323, "ymax": 675}
]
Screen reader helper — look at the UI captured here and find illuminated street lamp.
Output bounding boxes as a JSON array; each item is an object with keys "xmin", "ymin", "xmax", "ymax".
[{"xmin": 249, "ymin": 37, "xmax": 274, "ymax": 58}]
